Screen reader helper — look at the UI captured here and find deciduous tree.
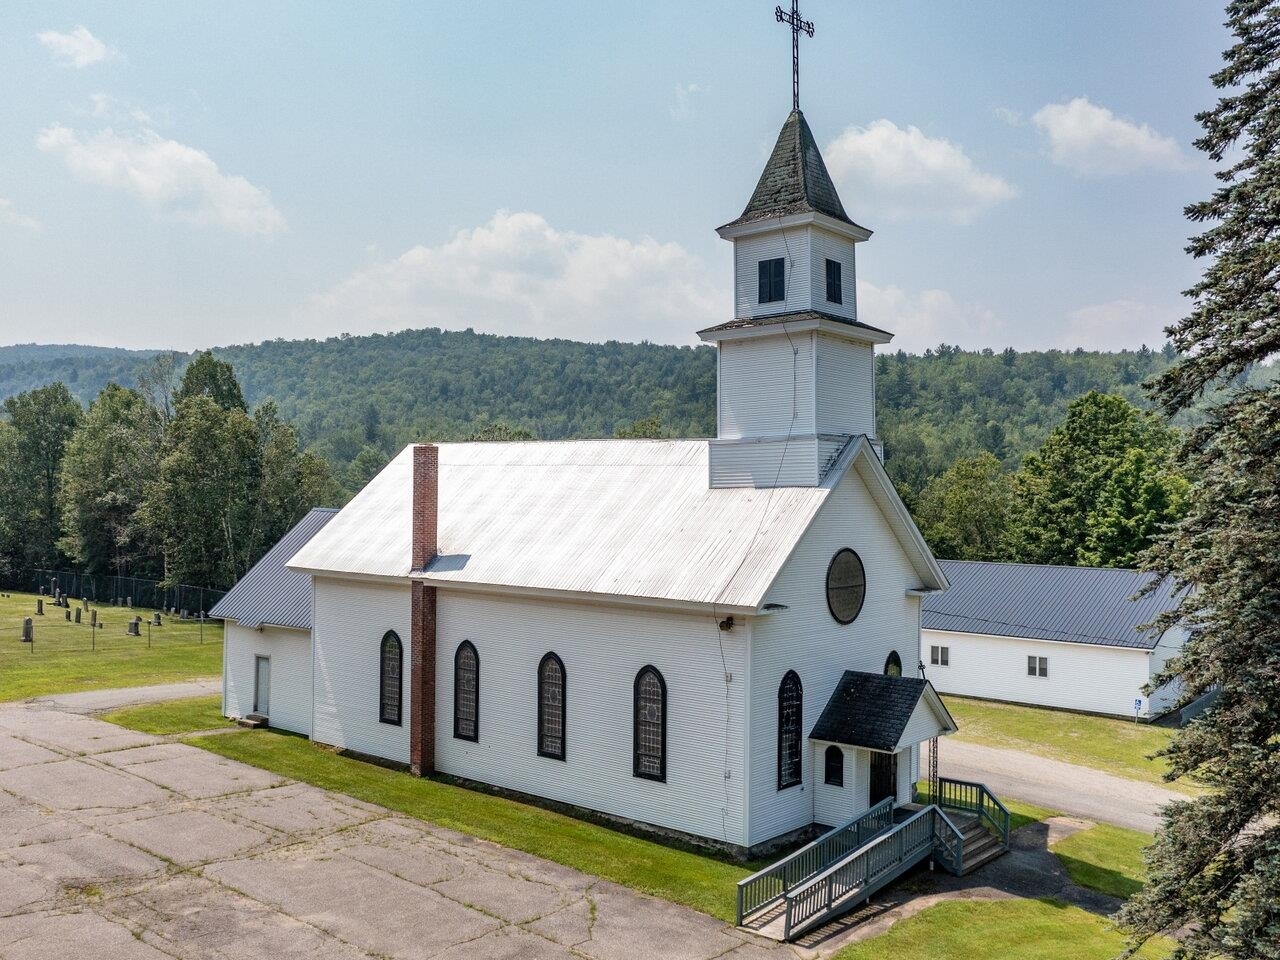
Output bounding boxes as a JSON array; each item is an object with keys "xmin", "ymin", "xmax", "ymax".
[
  {"xmin": 915, "ymin": 453, "xmax": 1015, "ymax": 561},
  {"xmin": 2, "ymin": 382, "xmax": 82, "ymax": 569}
]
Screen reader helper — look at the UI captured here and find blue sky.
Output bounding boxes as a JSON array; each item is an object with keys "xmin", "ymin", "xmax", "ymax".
[{"xmin": 0, "ymin": 1, "xmax": 1225, "ymax": 353}]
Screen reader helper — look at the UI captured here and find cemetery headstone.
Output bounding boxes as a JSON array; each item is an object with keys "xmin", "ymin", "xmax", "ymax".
[
  {"xmin": 82, "ymin": 597, "xmax": 88, "ymax": 610},
  {"xmin": 35, "ymin": 598, "xmax": 43, "ymax": 616},
  {"xmin": 126, "ymin": 596, "xmax": 132, "ymax": 608},
  {"xmin": 181, "ymin": 609, "xmax": 189, "ymax": 620},
  {"xmin": 90, "ymin": 610, "xmax": 98, "ymax": 628},
  {"xmin": 74, "ymin": 608, "xmax": 81, "ymax": 624},
  {"xmin": 64, "ymin": 609, "xmax": 70, "ymax": 621},
  {"xmin": 153, "ymin": 612, "xmax": 161, "ymax": 626},
  {"xmin": 127, "ymin": 618, "xmax": 140, "ymax": 637},
  {"xmin": 21, "ymin": 618, "xmax": 32, "ymax": 642}
]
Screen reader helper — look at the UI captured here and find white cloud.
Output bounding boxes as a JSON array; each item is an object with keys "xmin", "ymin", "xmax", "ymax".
[
  {"xmin": 1031, "ymin": 97, "xmax": 1190, "ymax": 176},
  {"xmin": 670, "ymin": 83, "xmax": 705, "ymax": 122},
  {"xmin": 1057, "ymin": 299, "xmax": 1175, "ymax": 350},
  {"xmin": 859, "ymin": 281, "xmax": 1009, "ymax": 353},
  {"xmin": 37, "ymin": 124, "xmax": 286, "ymax": 237},
  {"xmin": 38, "ymin": 26, "xmax": 116, "ymax": 68},
  {"xmin": 304, "ymin": 210, "xmax": 721, "ymax": 344},
  {"xmin": 823, "ymin": 120, "xmax": 1017, "ymax": 224},
  {"xmin": 0, "ymin": 198, "xmax": 41, "ymax": 231}
]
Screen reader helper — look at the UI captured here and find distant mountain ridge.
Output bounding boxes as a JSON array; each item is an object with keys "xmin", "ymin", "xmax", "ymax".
[{"xmin": 0, "ymin": 326, "xmax": 1182, "ymax": 497}]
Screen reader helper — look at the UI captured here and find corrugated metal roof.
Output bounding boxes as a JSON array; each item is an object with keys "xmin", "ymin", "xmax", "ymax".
[
  {"xmin": 922, "ymin": 560, "xmax": 1184, "ymax": 649},
  {"xmin": 209, "ymin": 508, "xmax": 338, "ymax": 629},
  {"xmin": 287, "ymin": 439, "xmax": 945, "ymax": 612}
]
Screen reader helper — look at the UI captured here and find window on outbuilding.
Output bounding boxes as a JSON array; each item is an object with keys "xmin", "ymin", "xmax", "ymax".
[
  {"xmin": 825, "ymin": 259, "xmax": 843, "ymax": 304},
  {"xmin": 537, "ymin": 652, "xmax": 566, "ymax": 761},
  {"xmin": 454, "ymin": 641, "xmax": 479, "ymax": 741},
  {"xmin": 826, "ymin": 548, "xmax": 867, "ymax": 624},
  {"xmin": 758, "ymin": 257, "xmax": 786, "ymax": 303},
  {"xmin": 379, "ymin": 631, "xmax": 402, "ymax": 725},
  {"xmin": 824, "ymin": 744, "xmax": 844, "ymax": 787},
  {"xmin": 777, "ymin": 670, "xmax": 803, "ymax": 790},
  {"xmin": 884, "ymin": 650, "xmax": 903, "ymax": 678},
  {"xmin": 633, "ymin": 666, "xmax": 667, "ymax": 782},
  {"xmin": 1028, "ymin": 655, "xmax": 1048, "ymax": 678},
  {"xmin": 930, "ymin": 645, "xmax": 950, "ymax": 667}
]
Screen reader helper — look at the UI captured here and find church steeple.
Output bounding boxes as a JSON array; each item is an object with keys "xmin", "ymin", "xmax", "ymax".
[
  {"xmin": 698, "ymin": 107, "xmax": 890, "ymax": 489},
  {"xmin": 721, "ymin": 110, "xmax": 863, "ymax": 232}
]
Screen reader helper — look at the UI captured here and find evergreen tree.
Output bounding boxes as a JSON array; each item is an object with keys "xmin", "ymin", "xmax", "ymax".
[
  {"xmin": 2, "ymin": 382, "xmax": 82, "ymax": 569},
  {"xmin": 1119, "ymin": 3, "xmax": 1280, "ymax": 956},
  {"xmin": 915, "ymin": 453, "xmax": 1015, "ymax": 561},
  {"xmin": 57, "ymin": 384, "xmax": 162, "ymax": 578}
]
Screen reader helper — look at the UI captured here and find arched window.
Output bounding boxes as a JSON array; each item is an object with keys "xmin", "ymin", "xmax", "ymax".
[
  {"xmin": 777, "ymin": 670, "xmax": 803, "ymax": 790},
  {"xmin": 454, "ymin": 641, "xmax": 479, "ymax": 741},
  {"xmin": 538, "ymin": 652, "xmax": 566, "ymax": 761},
  {"xmin": 884, "ymin": 650, "xmax": 903, "ymax": 678},
  {"xmin": 633, "ymin": 666, "xmax": 667, "ymax": 782},
  {"xmin": 379, "ymin": 631, "xmax": 402, "ymax": 725},
  {"xmin": 824, "ymin": 745, "xmax": 844, "ymax": 787},
  {"xmin": 826, "ymin": 548, "xmax": 867, "ymax": 624}
]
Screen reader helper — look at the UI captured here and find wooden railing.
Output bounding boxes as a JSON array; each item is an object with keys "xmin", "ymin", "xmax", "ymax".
[
  {"xmin": 918, "ymin": 776, "xmax": 1011, "ymax": 845},
  {"xmin": 735, "ymin": 797, "xmax": 894, "ymax": 924},
  {"xmin": 780, "ymin": 805, "xmax": 945, "ymax": 940}
]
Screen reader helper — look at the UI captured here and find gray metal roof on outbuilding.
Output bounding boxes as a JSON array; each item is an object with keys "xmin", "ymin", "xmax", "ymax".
[
  {"xmin": 922, "ymin": 560, "xmax": 1184, "ymax": 650},
  {"xmin": 209, "ymin": 507, "xmax": 338, "ymax": 630}
]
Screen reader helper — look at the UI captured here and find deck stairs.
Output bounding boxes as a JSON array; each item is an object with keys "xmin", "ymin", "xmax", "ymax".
[{"xmin": 737, "ymin": 778, "xmax": 1010, "ymax": 942}]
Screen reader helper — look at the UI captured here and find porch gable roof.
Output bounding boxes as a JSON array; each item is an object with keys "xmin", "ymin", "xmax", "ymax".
[{"xmin": 810, "ymin": 671, "xmax": 957, "ymax": 752}]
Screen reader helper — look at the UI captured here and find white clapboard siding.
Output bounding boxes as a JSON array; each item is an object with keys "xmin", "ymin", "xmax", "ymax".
[
  {"xmin": 717, "ymin": 332, "xmax": 816, "ymax": 439},
  {"xmin": 811, "ymin": 742, "xmax": 871, "ymax": 826},
  {"xmin": 434, "ymin": 590, "xmax": 750, "ymax": 846},
  {"xmin": 921, "ymin": 628, "xmax": 1154, "ymax": 718},
  {"xmin": 815, "ymin": 333, "xmax": 875, "ymax": 438},
  {"xmin": 899, "ymin": 698, "xmax": 947, "ymax": 748},
  {"xmin": 733, "ymin": 230, "xmax": 813, "ymax": 318},
  {"xmin": 747, "ymin": 463, "xmax": 928, "ymax": 846},
  {"xmin": 808, "ymin": 228, "xmax": 857, "ymax": 321},
  {"xmin": 312, "ymin": 577, "xmax": 412, "ymax": 762},
  {"xmin": 223, "ymin": 622, "xmax": 313, "ymax": 736}
]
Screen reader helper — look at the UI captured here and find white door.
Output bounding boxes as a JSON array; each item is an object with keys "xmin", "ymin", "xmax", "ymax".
[{"xmin": 254, "ymin": 655, "xmax": 271, "ymax": 715}]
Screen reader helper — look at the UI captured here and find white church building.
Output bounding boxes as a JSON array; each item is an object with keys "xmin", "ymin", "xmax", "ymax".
[{"xmin": 214, "ymin": 108, "xmax": 964, "ymax": 857}]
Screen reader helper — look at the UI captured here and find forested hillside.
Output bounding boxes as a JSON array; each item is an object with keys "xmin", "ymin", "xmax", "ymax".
[{"xmin": 0, "ymin": 327, "xmax": 1188, "ymax": 500}]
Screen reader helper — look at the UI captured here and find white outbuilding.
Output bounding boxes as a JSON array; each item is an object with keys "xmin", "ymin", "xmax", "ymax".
[{"xmin": 921, "ymin": 560, "xmax": 1188, "ymax": 719}]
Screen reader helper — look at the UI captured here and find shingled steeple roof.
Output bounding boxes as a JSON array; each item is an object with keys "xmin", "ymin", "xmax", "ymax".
[{"xmin": 721, "ymin": 109, "xmax": 865, "ymax": 232}]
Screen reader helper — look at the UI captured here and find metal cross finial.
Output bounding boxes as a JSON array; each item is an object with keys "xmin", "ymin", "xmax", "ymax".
[{"xmin": 775, "ymin": 1, "xmax": 814, "ymax": 111}]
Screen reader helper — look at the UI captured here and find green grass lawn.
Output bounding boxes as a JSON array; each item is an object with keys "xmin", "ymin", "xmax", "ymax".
[
  {"xmin": 944, "ymin": 696, "xmax": 1195, "ymax": 790},
  {"xmin": 100, "ymin": 694, "xmax": 233, "ymax": 735},
  {"xmin": 184, "ymin": 727, "xmax": 753, "ymax": 921},
  {"xmin": 1051, "ymin": 824, "xmax": 1151, "ymax": 899},
  {"xmin": 0, "ymin": 590, "xmax": 222, "ymax": 701},
  {"xmin": 832, "ymin": 898, "xmax": 1170, "ymax": 960}
]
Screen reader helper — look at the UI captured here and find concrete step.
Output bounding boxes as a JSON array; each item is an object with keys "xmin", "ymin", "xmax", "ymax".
[{"xmin": 237, "ymin": 713, "xmax": 267, "ymax": 729}]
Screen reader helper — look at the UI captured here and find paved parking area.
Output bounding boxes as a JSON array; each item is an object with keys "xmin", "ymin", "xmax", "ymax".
[{"xmin": 0, "ymin": 702, "xmax": 798, "ymax": 960}]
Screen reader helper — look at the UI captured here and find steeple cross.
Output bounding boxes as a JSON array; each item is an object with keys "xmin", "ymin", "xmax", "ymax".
[{"xmin": 775, "ymin": 1, "xmax": 815, "ymax": 112}]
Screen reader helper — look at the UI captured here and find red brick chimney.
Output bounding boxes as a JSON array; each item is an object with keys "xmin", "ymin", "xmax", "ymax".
[{"xmin": 410, "ymin": 444, "xmax": 439, "ymax": 776}]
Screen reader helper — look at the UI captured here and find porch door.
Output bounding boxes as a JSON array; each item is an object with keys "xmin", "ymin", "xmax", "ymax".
[
  {"xmin": 253, "ymin": 655, "xmax": 270, "ymax": 715},
  {"xmin": 869, "ymin": 751, "xmax": 897, "ymax": 806}
]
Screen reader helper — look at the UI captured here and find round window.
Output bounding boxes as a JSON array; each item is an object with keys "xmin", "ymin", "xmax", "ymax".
[{"xmin": 825, "ymin": 548, "xmax": 866, "ymax": 624}]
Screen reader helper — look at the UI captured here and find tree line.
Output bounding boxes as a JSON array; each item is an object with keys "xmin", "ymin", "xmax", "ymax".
[{"xmin": 0, "ymin": 352, "xmax": 338, "ymax": 591}]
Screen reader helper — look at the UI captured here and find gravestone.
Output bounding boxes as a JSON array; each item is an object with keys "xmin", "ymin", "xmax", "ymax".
[
  {"xmin": 21, "ymin": 618, "xmax": 32, "ymax": 642},
  {"xmin": 74, "ymin": 608, "xmax": 81, "ymax": 624},
  {"xmin": 181, "ymin": 609, "xmax": 189, "ymax": 620},
  {"xmin": 90, "ymin": 610, "xmax": 98, "ymax": 628},
  {"xmin": 126, "ymin": 596, "xmax": 132, "ymax": 608},
  {"xmin": 152, "ymin": 612, "xmax": 162, "ymax": 626},
  {"xmin": 82, "ymin": 597, "xmax": 88, "ymax": 610},
  {"xmin": 35, "ymin": 598, "xmax": 43, "ymax": 616},
  {"xmin": 127, "ymin": 618, "xmax": 140, "ymax": 637},
  {"xmin": 64, "ymin": 609, "xmax": 70, "ymax": 622}
]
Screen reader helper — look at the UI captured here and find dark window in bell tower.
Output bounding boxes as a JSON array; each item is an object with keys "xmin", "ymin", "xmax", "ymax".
[
  {"xmin": 758, "ymin": 258, "xmax": 786, "ymax": 304},
  {"xmin": 825, "ymin": 259, "xmax": 842, "ymax": 304}
]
